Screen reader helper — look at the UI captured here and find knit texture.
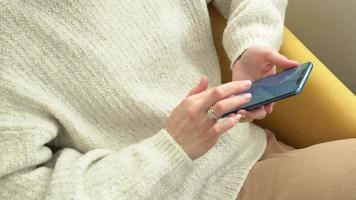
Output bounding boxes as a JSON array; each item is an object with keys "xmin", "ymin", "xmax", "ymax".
[{"xmin": 0, "ymin": 0, "xmax": 287, "ymax": 199}]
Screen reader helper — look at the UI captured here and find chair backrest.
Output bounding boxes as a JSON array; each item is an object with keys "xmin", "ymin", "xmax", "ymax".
[{"xmin": 208, "ymin": 4, "xmax": 356, "ymax": 148}]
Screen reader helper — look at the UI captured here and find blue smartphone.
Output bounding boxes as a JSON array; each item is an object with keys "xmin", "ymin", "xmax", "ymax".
[{"xmin": 222, "ymin": 62, "xmax": 313, "ymax": 118}]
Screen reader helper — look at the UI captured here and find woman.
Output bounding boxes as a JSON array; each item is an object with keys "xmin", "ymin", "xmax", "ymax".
[{"xmin": 1, "ymin": 0, "xmax": 356, "ymax": 199}]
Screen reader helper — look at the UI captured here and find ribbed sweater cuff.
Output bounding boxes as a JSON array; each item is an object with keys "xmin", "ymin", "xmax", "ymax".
[
  {"xmin": 228, "ymin": 38, "xmax": 276, "ymax": 71},
  {"xmin": 224, "ymin": 28, "xmax": 283, "ymax": 71}
]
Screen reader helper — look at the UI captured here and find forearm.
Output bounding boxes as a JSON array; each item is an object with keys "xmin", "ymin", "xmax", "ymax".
[
  {"xmin": 0, "ymin": 127, "xmax": 193, "ymax": 200},
  {"xmin": 0, "ymin": 85, "xmax": 193, "ymax": 199},
  {"xmin": 212, "ymin": 0, "xmax": 289, "ymax": 69}
]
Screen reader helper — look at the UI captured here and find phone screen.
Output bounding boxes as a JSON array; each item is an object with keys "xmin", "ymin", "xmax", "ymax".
[{"xmin": 222, "ymin": 62, "xmax": 313, "ymax": 118}]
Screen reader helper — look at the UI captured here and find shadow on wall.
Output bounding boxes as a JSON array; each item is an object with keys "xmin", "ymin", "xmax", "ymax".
[{"xmin": 285, "ymin": 0, "xmax": 356, "ymax": 94}]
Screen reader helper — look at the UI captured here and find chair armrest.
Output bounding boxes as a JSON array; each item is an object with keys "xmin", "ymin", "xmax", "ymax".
[
  {"xmin": 208, "ymin": 4, "xmax": 356, "ymax": 148},
  {"xmin": 256, "ymin": 28, "xmax": 356, "ymax": 148}
]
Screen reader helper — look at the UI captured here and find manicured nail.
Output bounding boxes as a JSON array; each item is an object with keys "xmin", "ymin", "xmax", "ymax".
[
  {"xmin": 238, "ymin": 110, "xmax": 247, "ymax": 115},
  {"xmin": 244, "ymin": 80, "xmax": 252, "ymax": 87},
  {"xmin": 244, "ymin": 93, "xmax": 252, "ymax": 99},
  {"xmin": 235, "ymin": 114, "xmax": 242, "ymax": 120}
]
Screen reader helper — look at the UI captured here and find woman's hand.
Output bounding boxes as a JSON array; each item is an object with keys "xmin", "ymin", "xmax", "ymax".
[
  {"xmin": 232, "ymin": 46, "xmax": 299, "ymax": 122},
  {"xmin": 165, "ymin": 76, "xmax": 252, "ymax": 160}
]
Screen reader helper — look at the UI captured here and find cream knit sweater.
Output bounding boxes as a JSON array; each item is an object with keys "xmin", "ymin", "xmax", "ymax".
[{"xmin": 0, "ymin": 0, "xmax": 288, "ymax": 199}]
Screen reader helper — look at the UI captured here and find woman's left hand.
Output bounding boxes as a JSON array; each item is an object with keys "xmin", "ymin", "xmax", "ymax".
[{"xmin": 232, "ymin": 46, "xmax": 299, "ymax": 122}]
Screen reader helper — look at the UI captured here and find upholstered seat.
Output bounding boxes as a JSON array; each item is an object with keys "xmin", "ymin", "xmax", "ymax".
[{"xmin": 209, "ymin": 5, "xmax": 356, "ymax": 148}]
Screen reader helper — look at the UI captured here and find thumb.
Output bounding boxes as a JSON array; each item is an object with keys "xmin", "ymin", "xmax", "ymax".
[
  {"xmin": 267, "ymin": 51, "xmax": 299, "ymax": 69},
  {"xmin": 186, "ymin": 76, "xmax": 208, "ymax": 97}
]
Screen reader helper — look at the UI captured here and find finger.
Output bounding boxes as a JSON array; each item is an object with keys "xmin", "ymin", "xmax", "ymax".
[
  {"xmin": 260, "ymin": 64, "xmax": 276, "ymax": 79},
  {"xmin": 265, "ymin": 51, "xmax": 299, "ymax": 69},
  {"xmin": 281, "ymin": 55, "xmax": 300, "ymax": 66},
  {"xmin": 236, "ymin": 109, "xmax": 253, "ymax": 123},
  {"xmin": 202, "ymin": 80, "xmax": 252, "ymax": 108},
  {"xmin": 236, "ymin": 111, "xmax": 252, "ymax": 123},
  {"xmin": 186, "ymin": 76, "xmax": 208, "ymax": 97},
  {"xmin": 208, "ymin": 114, "xmax": 241, "ymax": 137},
  {"xmin": 264, "ymin": 102, "xmax": 275, "ymax": 114},
  {"xmin": 238, "ymin": 107, "xmax": 267, "ymax": 121},
  {"xmin": 211, "ymin": 93, "xmax": 252, "ymax": 118}
]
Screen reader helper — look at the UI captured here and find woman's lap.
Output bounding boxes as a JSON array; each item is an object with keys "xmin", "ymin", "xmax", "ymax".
[{"xmin": 237, "ymin": 129, "xmax": 356, "ymax": 200}]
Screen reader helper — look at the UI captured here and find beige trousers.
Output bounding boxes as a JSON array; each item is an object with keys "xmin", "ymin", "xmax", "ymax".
[{"xmin": 237, "ymin": 129, "xmax": 356, "ymax": 200}]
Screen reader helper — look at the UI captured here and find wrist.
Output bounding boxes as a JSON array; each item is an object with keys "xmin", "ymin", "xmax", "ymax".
[{"xmin": 232, "ymin": 48, "xmax": 247, "ymax": 71}]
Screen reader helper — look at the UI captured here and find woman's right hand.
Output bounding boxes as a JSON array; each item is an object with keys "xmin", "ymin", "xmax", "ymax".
[{"xmin": 165, "ymin": 76, "xmax": 252, "ymax": 160}]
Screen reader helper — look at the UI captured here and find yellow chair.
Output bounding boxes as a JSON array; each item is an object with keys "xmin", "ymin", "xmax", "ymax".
[{"xmin": 209, "ymin": 5, "xmax": 356, "ymax": 148}]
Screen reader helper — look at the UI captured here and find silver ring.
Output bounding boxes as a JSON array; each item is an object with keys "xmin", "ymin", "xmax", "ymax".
[{"xmin": 208, "ymin": 107, "xmax": 219, "ymax": 121}]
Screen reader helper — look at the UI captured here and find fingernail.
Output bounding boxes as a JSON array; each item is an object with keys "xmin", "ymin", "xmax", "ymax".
[
  {"xmin": 244, "ymin": 80, "xmax": 252, "ymax": 87},
  {"xmin": 235, "ymin": 114, "xmax": 242, "ymax": 120},
  {"xmin": 237, "ymin": 110, "xmax": 246, "ymax": 115},
  {"xmin": 244, "ymin": 93, "xmax": 252, "ymax": 99},
  {"xmin": 201, "ymin": 75, "xmax": 207, "ymax": 82}
]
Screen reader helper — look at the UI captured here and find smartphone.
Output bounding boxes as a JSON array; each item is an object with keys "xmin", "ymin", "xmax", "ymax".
[{"xmin": 221, "ymin": 62, "xmax": 313, "ymax": 118}]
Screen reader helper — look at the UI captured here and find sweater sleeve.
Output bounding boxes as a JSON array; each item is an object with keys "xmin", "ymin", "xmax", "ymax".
[
  {"xmin": 211, "ymin": 0, "xmax": 289, "ymax": 69},
  {"xmin": 0, "ymin": 83, "xmax": 194, "ymax": 199}
]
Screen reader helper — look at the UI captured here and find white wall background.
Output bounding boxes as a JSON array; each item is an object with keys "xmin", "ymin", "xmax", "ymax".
[{"xmin": 285, "ymin": 0, "xmax": 356, "ymax": 94}]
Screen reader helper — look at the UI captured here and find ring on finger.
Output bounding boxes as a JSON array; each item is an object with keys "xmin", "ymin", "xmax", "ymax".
[{"xmin": 207, "ymin": 107, "xmax": 219, "ymax": 121}]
